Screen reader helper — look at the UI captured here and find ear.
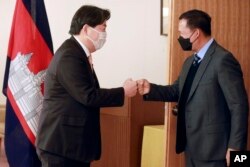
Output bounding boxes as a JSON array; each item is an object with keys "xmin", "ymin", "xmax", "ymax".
[
  {"xmin": 194, "ymin": 29, "xmax": 199, "ymax": 38},
  {"xmin": 81, "ymin": 24, "xmax": 88, "ymax": 35}
]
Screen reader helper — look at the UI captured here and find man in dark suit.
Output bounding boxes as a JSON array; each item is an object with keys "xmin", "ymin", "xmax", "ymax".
[
  {"xmin": 36, "ymin": 5, "xmax": 137, "ymax": 167},
  {"xmin": 137, "ymin": 9, "xmax": 249, "ymax": 167}
]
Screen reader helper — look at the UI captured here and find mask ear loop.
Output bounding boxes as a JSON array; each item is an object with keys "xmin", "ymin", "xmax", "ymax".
[{"xmin": 190, "ymin": 29, "xmax": 199, "ymax": 44}]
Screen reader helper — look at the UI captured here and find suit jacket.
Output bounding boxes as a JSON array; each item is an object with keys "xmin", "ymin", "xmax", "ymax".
[
  {"xmin": 144, "ymin": 40, "xmax": 249, "ymax": 160},
  {"xmin": 36, "ymin": 37, "xmax": 124, "ymax": 162}
]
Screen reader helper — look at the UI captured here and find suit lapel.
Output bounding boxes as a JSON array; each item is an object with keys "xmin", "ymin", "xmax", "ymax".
[
  {"xmin": 179, "ymin": 58, "xmax": 193, "ymax": 94},
  {"xmin": 186, "ymin": 41, "xmax": 217, "ymax": 103},
  {"xmin": 92, "ymin": 70, "xmax": 100, "ymax": 88},
  {"xmin": 71, "ymin": 36, "xmax": 94, "ymax": 73}
]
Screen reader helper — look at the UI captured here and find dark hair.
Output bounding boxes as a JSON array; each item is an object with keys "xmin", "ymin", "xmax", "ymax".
[
  {"xmin": 69, "ymin": 5, "xmax": 110, "ymax": 35},
  {"xmin": 179, "ymin": 9, "xmax": 211, "ymax": 36}
]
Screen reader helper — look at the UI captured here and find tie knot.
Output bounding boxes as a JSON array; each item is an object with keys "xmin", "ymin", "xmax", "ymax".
[{"xmin": 193, "ymin": 54, "xmax": 200, "ymax": 66}]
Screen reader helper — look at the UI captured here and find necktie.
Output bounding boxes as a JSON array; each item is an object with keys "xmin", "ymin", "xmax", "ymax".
[
  {"xmin": 193, "ymin": 54, "xmax": 201, "ymax": 66},
  {"xmin": 88, "ymin": 54, "xmax": 93, "ymax": 71}
]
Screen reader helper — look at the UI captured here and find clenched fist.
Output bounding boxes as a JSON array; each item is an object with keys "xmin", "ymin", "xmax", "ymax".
[
  {"xmin": 123, "ymin": 78, "xmax": 137, "ymax": 97},
  {"xmin": 137, "ymin": 79, "xmax": 150, "ymax": 95}
]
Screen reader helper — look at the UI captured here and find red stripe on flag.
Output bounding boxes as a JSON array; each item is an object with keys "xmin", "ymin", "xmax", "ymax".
[{"xmin": 8, "ymin": 0, "xmax": 52, "ymax": 74}]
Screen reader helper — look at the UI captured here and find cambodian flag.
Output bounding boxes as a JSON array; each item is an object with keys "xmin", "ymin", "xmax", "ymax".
[{"xmin": 2, "ymin": 0, "xmax": 53, "ymax": 166}]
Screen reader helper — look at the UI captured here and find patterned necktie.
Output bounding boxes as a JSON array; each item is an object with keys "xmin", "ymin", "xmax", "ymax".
[
  {"xmin": 88, "ymin": 54, "xmax": 93, "ymax": 71},
  {"xmin": 193, "ymin": 54, "xmax": 201, "ymax": 66}
]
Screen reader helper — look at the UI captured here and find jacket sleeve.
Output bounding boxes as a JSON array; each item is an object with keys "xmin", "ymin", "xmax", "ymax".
[
  {"xmin": 217, "ymin": 53, "xmax": 249, "ymax": 150},
  {"xmin": 143, "ymin": 79, "xmax": 179, "ymax": 102}
]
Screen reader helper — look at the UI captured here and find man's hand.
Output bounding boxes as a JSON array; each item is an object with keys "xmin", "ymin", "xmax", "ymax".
[
  {"xmin": 226, "ymin": 148, "xmax": 237, "ymax": 167},
  {"xmin": 137, "ymin": 79, "xmax": 150, "ymax": 95},
  {"xmin": 123, "ymin": 78, "xmax": 137, "ymax": 97}
]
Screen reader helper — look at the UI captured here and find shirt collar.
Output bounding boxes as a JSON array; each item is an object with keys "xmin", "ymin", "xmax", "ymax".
[
  {"xmin": 196, "ymin": 38, "xmax": 214, "ymax": 61},
  {"xmin": 73, "ymin": 35, "xmax": 91, "ymax": 57}
]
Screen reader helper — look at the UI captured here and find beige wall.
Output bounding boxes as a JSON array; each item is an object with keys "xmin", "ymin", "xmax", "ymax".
[{"xmin": 0, "ymin": 0, "xmax": 169, "ymax": 105}]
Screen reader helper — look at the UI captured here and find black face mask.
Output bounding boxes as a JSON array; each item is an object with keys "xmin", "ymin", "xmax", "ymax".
[
  {"xmin": 177, "ymin": 31, "xmax": 195, "ymax": 51},
  {"xmin": 178, "ymin": 36, "xmax": 192, "ymax": 51}
]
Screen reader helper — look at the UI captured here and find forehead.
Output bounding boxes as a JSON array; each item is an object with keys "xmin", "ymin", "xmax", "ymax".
[{"xmin": 178, "ymin": 19, "xmax": 191, "ymax": 33}]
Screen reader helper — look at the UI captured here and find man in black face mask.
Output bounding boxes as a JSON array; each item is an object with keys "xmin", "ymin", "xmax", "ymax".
[{"xmin": 137, "ymin": 9, "xmax": 248, "ymax": 167}]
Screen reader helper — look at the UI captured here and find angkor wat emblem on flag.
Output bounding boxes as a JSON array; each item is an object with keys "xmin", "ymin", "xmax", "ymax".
[{"xmin": 8, "ymin": 52, "xmax": 46, "ymax": 136}]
